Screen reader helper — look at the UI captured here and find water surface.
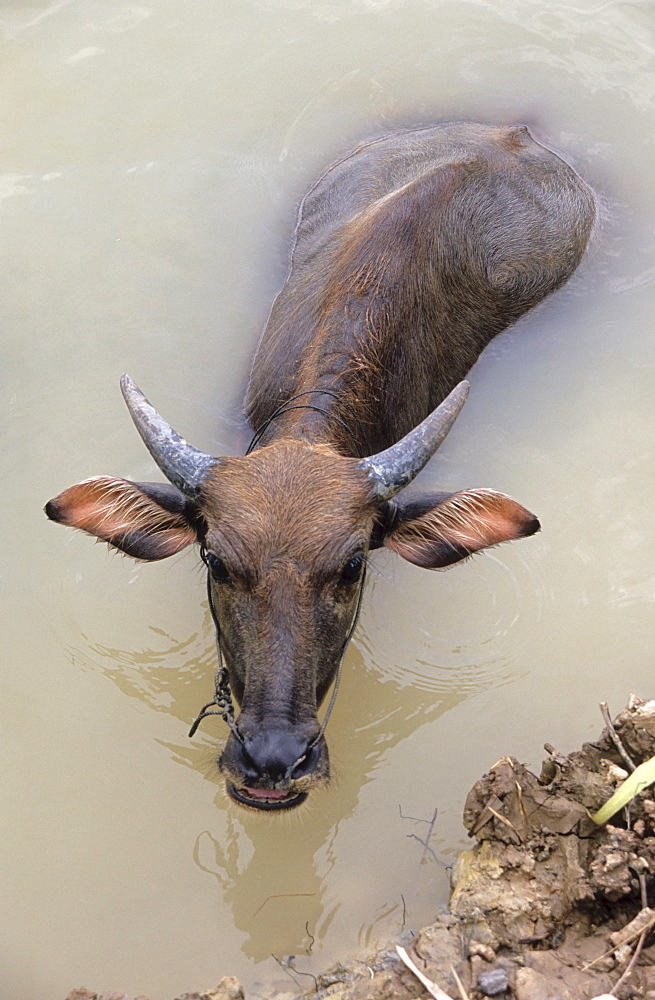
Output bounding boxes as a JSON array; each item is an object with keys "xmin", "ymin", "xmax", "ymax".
[{"xmin": 3, "ymin": 1, "xmax": 654, "ymax": 997}]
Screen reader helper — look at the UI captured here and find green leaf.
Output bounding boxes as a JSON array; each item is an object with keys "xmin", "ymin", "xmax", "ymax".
[{"xmin": 591, "ymin": 755, "xmax": 655, "ymax": 825}]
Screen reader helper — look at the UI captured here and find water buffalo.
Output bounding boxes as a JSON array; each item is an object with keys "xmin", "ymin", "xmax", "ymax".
[{"xmin": 46, "ymin": 122, "xmax": 595, "ymax": 810}]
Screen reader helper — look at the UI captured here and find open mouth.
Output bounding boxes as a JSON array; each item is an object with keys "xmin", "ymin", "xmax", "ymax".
[{"xmin": 227, "ymin": 781, "xmax": 308, "ymax": 811}]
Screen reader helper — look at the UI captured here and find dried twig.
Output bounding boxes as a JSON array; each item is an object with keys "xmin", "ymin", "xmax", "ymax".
[
  {"xmin": 590, "ymin": 866, "xmax": 652, "ymax": 1000},
  {"xmin": 252, "ymin": 892, "xmax": 315, "ymax": 918},
  {"xmin": 271, "ymin": 954, "xmax": 318, "ymax": 991},
  {"xmin": 609, "ymin": 928, "xmax": 648, "ymax": 996},
  {"xmin": 407, "ymin": 832, "xmax": 439, "ymax": 862},
  {"xmin": 449, "ymin": 962, "xmax": 470, "ymax": 1000},
  {"xmin": 581, "ymin": 909, "xmax": 655, "ymax": 971},
  {"xmin": 469, "ymin": 794, "xmax": 504, "ymax": 837},
  {"xmin": 487, "ymin": 806, "xmax": 523, "ymax": 842},
  {"xmin": 399, "ymin": 805, "xmax": 440, "ymax": 863},
  {"xmin": 607, "ymin": 874, "xmax": 652, "ymax": 995},
  {"xmin": 600, "ymin": 702, "xmax": 636, "ymax": 773},
  {"xmin": 271, "ymin": 954, "xmax": 303, "ymax": 988},
  {"xmin": 639, "ymin": 871, "xmax": 648, "ymax": 910},
  {"xmin": 396, "ymin": 945, "xmax": 455, "ymax": 1000},
  {"xmin": 609, "ymin": 908, "xmax": 655, "ymax": 950},
  {"xmin": 515, "ymin": 780, "xmax": 528, "ymax": 828}
]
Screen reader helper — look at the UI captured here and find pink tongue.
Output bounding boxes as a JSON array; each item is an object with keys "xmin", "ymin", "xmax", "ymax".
[{"xmin": 244, "ymin": 786, "xmax": 291, "ymax": 800}]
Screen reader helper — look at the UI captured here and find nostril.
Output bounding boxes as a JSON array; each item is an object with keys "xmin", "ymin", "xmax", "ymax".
[
  {"xmin": 237, "ymin": 744, "xmax": 264, "ymax": 782},
  {"xmin": 288, "ymin": 741, "xmax": 320, "ymax": 779},
  {"xmin": 238, "ymin": 730, "xmax": 320, "ymax": 783}
]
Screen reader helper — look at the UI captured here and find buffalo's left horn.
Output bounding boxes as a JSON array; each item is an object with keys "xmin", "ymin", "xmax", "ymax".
[
  {"xmin": 120, "ymin": 374, "xmax": 216, "ymax": 498},
  {"xmin": 359, "ymin": 380, "xmax": 469, "ymax": 500}
]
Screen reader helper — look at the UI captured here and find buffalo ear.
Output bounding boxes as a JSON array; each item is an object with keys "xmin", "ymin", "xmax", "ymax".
[
  {"xmin": 382, "ymin": 488, "xmax": 540, "ymax": 569},
  {"xmin": 45, "ymin": 476, "xmax": 200, "ymax": 560}
]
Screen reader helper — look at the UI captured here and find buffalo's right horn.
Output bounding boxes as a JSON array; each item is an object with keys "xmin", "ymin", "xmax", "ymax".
[
  {"xmin": 359, "ymin": 380, "xmax": 469, "ymax": 500},
  {"xmin": 120, "ymin": 374, "xmax": 216, "ymax": 498}
]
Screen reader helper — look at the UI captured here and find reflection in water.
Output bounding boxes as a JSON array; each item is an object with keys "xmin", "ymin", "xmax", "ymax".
[
  {"xmin": 254, "ymin": 667, "xmax": 461, "ymax": 960},
  {"xmin": 357, "ymin": 898, "xmax": 405, "ymax": 952},
  {"xmin": 184, "ymin": 641, "xmax": 465, "ymax": 961},
  {"xmin": 82, "ymin": 602, "xmax": 472, "ymax": 963},
  {"xmin": 85, "ymin": 610, "xmax": 216, "ymax": 722},
  {"xmin": 194, "ymin": 823, "xmax": 325, "ymax": 963}
]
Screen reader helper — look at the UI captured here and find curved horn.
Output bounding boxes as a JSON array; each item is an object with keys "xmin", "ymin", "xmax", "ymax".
[
  {"xmin": 359, "ymin": 380, "xmax": 470, "ymax": 500},
  {"xmin": 120, "ymin": 374, "xmax": 216, "ymax": 499}
]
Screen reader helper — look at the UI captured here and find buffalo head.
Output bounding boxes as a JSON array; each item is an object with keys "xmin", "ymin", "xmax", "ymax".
[{"xmin": 45, "ymin": 376, "xmax": 538, "ymax": 810}]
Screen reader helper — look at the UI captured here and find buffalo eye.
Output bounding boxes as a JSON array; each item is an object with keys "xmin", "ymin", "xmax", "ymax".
[
  {"xmin": 204, "ymin": 550, "xmax": 231, "ymax": 584},
  {"xmin": 340, "ymin": 552, "xmax": 364, "ymax": 585}
]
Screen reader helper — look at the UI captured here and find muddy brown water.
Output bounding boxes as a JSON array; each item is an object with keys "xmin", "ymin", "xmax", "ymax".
[{"xmin": 2, "ymin": 1, "xmax": 654, "ymax": 998}]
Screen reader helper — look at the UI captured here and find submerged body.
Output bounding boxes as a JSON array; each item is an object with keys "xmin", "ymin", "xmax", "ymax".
[
  {"xmin": 247, "ymin": 122, "xmax": 594, "ymax": 451},
  {"xmin": 46, "ymin": 123, "xmax": 596, "ymax": 810}
]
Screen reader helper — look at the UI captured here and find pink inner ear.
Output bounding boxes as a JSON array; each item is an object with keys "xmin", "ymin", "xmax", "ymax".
[
  {"xmin": 46, "ymin": 476, "xmax": 196, "ymax": 558},
  {"xmin": 385, "ymin": 489, "xmax": 539, "ymax": 568}
]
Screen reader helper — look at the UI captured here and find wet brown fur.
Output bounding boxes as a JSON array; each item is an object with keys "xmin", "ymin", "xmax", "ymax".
[
  {"xmin": 246, "ymin": 124, "xmax": 595, "ymax": 454},
  {"xmin": 199, "ymin": 441, "xmax": 377, "ymax": 715}
]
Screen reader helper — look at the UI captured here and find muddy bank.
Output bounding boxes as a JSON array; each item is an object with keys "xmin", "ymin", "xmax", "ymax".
[{"xmin": 65, "ymin": 696, "xmax": 655, "ymax": 1000}]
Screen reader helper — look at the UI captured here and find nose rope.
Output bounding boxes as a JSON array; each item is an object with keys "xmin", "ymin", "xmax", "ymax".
[
  {"xmin": 285, "ymin": 562, "xmax": 367, "ymax": 778},
  {"xmin": 188, "ymin": 549, "xmax": 367, "ymax": 778},
  {"xmin": 187, "ymin": 552, "xmax": 244, "ymax": 743}
]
